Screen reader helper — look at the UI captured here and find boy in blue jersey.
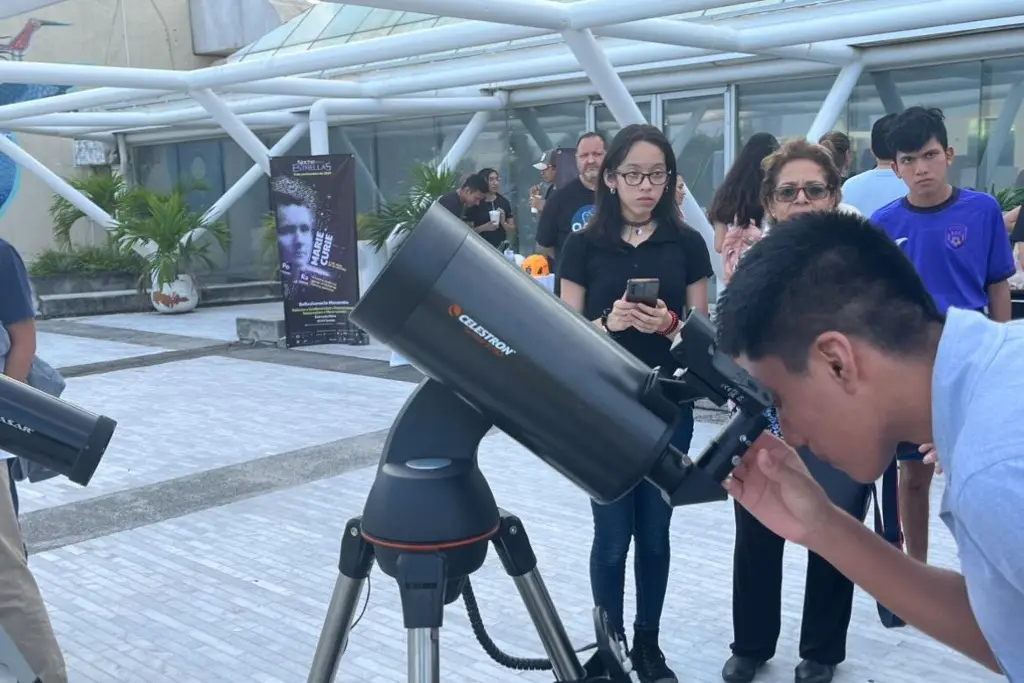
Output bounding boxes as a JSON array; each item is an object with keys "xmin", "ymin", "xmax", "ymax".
[{"xmin": 870, "ymin": 106, "xmax": 1015, "ymax": 566}]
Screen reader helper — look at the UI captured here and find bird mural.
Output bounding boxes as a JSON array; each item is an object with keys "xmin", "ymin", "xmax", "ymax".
[{"xmin": 0, "ymin": 18, "xmax": 72, "ymax": 215}]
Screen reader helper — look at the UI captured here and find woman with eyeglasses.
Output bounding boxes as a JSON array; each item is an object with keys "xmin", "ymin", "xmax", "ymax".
[
  {"xmin": 558, "ymin": 124, "xmax": 712, "ymax": 683},
  {"xmin": 721, "ymin": 138, "xmax": 869, "ymax": 683}
]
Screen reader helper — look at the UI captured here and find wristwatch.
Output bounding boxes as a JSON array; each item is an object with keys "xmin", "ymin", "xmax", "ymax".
[{"xmin": 600, "ymin": 308, "xmax": 612, "ymax": 332}]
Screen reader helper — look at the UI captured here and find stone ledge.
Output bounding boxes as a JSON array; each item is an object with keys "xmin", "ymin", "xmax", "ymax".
[{"xmin": 36, "ymin": 280, "xmax": 282, "ymax": 319}]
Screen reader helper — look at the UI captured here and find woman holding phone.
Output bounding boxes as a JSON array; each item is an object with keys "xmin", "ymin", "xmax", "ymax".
[{"xmin": 558, "ymin": 124, "xmax": 713, "ymax": 683}]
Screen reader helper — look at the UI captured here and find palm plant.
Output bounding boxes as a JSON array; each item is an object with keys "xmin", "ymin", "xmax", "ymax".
[
  {"xmin": 49, "ymin": 171, "xmax": 127, "ymax": 249},
  {"xmin": 112, "ymin": 184, "xmax": 230, "ymax": 288},
  {"xmin": 361, "ymin": 163, "xmax": 460, "ymax": 251},
  {"xmin": 991, "ymin": 185, "xmax": 1024, "ymax": 212}
]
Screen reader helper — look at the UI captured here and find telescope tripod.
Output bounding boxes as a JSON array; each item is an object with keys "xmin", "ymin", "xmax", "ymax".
[{"xmin": 305, "ymin": 379, "xmax": 629, "ymax": 683}]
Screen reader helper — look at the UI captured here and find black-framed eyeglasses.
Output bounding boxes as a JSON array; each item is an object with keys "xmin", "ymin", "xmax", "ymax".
[
  {"xmin": 772, "ymin": 183, "xmax": 832, "ymax": 203},
  {"xmin": 616, "ymin": 170, "xmax": 670, "ymax": 187}
]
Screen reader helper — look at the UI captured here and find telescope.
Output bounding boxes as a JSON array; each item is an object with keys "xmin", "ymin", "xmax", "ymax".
[
  {"xmin": 305, "ymin": 204, "xmax": 773, "ymax": 683},
  {"xmin": 0, "ymin": 372, "xmax": 115, "ymax": 487}
]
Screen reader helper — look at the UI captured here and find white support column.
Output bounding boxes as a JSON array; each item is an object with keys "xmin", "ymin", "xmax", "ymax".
[
  {"xmin": 561, "ymin": 29, "xmax": 647, "ymax": 126},
  {"xmin": 189, "ymin": 88, "xmax": 271, "ymax": 174},
  {"xmin": 806, "ymin": 60, "xmax": 865, "ymax": 142},
  {"xmin": 310, "ymin": 105, "xmax": 330, "ymax": 156},
  {"xmin": 437, "ymin": 110, "xmax": 493, "ymax": 174},
  {"xmin": 202, "ymin": 122, "xmax": 309, "ymax": 225},
  {"xmin": 0, "ymin": 135, "xmax": 153, "ymax": 257}
]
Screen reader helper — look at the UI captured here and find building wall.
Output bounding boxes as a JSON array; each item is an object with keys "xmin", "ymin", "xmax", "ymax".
[
  {"xmin": 129, "ymin": 53, "xmax": 1024, "ymax": 282},
  {"xmin": 0, "ymin": 0, "xmax": 216, "ymax": 258}
]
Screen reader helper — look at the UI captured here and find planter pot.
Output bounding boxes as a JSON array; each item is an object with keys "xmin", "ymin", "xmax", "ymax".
[
  {"xmin": 357, "ymin": 239, "xmax": 388, "ymax": 296},
  {"xmin": 150, "ymin": 274, "xmax": 199, "ymax": 314}
]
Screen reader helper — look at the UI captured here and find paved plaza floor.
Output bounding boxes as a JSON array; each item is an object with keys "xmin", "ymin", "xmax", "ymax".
[{"xmin": 9, "ymin": 303, "xmax": 998, "ymax": 682}]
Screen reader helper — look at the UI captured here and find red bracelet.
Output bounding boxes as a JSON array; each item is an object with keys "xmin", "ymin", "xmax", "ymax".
[{"xmin": 658, "ymin": 310, "xmax": 679, "ymax": 336}]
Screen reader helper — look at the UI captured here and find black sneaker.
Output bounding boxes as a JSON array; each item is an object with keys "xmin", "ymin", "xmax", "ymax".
[{"xmin": 630, "ymin": 630, "xmax": 677, "ymax": 683}]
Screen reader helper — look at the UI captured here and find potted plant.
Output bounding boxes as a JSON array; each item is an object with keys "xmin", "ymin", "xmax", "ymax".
[
  {"xmin": 361, "ymin": 163, "xmax": 460, "ymax": 256},
  {"xmin": 50, "ymin": 170, "xmax": 127, "ymax": 249},
  {"xmin": 113, "ymin": 184, "xmax": 230, "ymax": 314}
]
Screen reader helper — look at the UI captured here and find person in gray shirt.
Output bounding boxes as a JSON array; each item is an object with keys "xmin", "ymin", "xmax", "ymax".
[{"xmin": 714, "ymin": 211, "xmax": 1023, "ymax": 680}]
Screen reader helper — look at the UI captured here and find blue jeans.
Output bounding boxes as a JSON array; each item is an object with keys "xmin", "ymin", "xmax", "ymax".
[{"xmin": 589, "ymin": 406, "xmax": 695, "ymax": 636}]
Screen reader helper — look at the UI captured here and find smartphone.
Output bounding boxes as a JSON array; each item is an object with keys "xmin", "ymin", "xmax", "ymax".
[{"xmin": 625, "ymin": 278, "xmax": 660, "ymax": 307}]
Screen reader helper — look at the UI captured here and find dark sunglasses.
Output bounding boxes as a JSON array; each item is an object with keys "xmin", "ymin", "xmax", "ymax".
[{"xmin": 772, "ymin": 183, "xmax": 832, "ymax": 203}]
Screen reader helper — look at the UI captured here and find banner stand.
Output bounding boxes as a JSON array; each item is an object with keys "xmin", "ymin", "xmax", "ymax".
[{"xmin": 269, "ymin": 154, "xmax": 369, "ymax": 348}]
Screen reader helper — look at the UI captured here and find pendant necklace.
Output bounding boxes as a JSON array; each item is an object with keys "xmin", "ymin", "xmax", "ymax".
[{"xmin": 625, "ymin": 218, "xmax": 652, "ymax": 236}]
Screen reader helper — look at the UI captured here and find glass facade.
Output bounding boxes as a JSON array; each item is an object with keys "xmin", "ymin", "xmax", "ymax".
[{"xmin": 131, "ymin": 55, "xmax": 1024, "ymax": 281}]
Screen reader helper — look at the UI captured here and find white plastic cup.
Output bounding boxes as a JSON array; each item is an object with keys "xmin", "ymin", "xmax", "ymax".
[{"xmin": 489, "ymin": 209, "xmax": 501, "ymax": 225}]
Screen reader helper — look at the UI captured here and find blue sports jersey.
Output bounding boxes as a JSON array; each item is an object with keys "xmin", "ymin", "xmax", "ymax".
[{"xmin": 871, "ymin": 188, "xmax": 1015, "ymax": 314}]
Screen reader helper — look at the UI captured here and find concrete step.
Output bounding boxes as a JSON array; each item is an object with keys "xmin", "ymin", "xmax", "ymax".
[{"xmin": 36, "ymin": 280, "xmax": 282, "ymax": 319}]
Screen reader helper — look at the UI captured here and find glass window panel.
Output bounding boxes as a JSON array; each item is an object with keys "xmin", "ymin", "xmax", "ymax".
[
  {"xmin": 508, "ymin": 102, "xmax": 588, "ymax": 250},
  {"xmin": 981, "ymin": 56, "xmax": 1024, "ymax": 193},
  {"xmin": 221, "ymin": 138, "xmax": 274, "ymax": 281},
  {"xmin": 320, "ymin": 5, "xmax": 376, "ymax": 40},
  {"xmin": 737, "ymin": 76, "xmax": 839, "ymax": 150},
  {"xmin": 354, "ymin": 10, "xmax": 403, "ymax": 33},
  {"xmin": 328, "ymin": 124, "xmax": 379, "ymax": 218},
  {"xmin": 393, "ymin": 12, "xmax": 437, "ymax": 25},
  {"xmin": 663, "ymin": 94, "xmax": 727, "ymax": 212},
  {"xmin": 846, "ymin": 62, "xmax": 982, "ymax": 186},
  {"xmin": 663, "ymin": 94, "xmax": 728, "ymax": 304},
  {"xmin": 242, "ymin": 21, "xmax": 299, "ymax": 56},
  {"xmin": 374, "ymin": 117, "xmax": 446, "ymax": 203},
  {"xmin": 593, "ymin": 101, "xmax": 653, "ymax": 140},
  {"xmin": 279, "ymin": 5, "xmax": 337, "ymax": 47}
]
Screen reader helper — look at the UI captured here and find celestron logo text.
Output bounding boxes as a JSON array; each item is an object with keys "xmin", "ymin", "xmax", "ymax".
[
  {"xmin": 0, "ymin": 415, "xmax": 33, "ymax": 434},
  {"xmin": 448, "ymin": 304, "xmax": 517, "ymax": 357}
]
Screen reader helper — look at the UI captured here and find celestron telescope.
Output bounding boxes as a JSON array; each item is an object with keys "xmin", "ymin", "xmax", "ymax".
[
  {"xmin": 0, "ymin": 373, "xmax": 117, "ymax": 683},
  {"xmin": 306, "ymin": 204, "xmax": 773, "ymax": 683}
]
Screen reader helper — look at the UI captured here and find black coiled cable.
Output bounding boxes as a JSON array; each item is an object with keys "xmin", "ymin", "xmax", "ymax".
[{"xmin": 461, "ymin": 577, "xmax": 597, "ymax": 671}]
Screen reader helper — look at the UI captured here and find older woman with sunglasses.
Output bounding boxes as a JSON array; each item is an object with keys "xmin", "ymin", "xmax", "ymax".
[{"xmin": 721, "ymin": 139, "xmax": 870, "ymax": 683}]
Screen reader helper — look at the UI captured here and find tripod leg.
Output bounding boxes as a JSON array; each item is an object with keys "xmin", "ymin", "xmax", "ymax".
[
  {"xmin": 307, "ymin": 518, "xmax": 375, "ymax": 683},
  {"xmin": 491, "ymin": 511, "xmax": 586, "ymax": 682},
  {"xmin": 396, "ymin": 553, "xmax": 446, "ymax": 683}
]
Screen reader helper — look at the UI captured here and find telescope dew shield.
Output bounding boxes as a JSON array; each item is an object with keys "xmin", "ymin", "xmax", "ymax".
[
  {"xmin": 351, "ymin": 204, "xmax": 674, "ymax": 504},
  {"xmin": 0, "ymin": 374, "xmax": 115, "ymax": 486}
]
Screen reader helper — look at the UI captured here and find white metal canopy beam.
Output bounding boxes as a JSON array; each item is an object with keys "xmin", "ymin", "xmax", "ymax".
[
  {"xmin": 438, "ymin": 110, "xmax": 495, "ymax": 174},
  {"xmin": 203, "ymin": 122, "xmax": 309, "ymax": 225},
  {"xmin": 189, "ymin": 89, "xmax": 272, "ymax": 174},
  {"xmin": 806, "ymin": 60, "xmax": 867, "ymax": 142},
  {"xmin": 340, "ymin": 0, "xmax": 853, "ymax": 64}
]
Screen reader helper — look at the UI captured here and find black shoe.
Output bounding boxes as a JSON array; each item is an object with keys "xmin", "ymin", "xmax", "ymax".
[
  {"xmin": 722, "ymin": 655, "xmax": 766, "ymax": 683},
  {"xmin": 794, "ymin": 659, "xmax": 835, "ymax": 683},
  {"xmin": 630, "ymin": 630, "xmax": 677, "ymax": 683}
]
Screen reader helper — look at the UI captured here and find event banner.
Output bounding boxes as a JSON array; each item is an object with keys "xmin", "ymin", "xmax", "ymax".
[{"xmin": 268, "ymin": 154, "xmax": 368, "ymax": 348}]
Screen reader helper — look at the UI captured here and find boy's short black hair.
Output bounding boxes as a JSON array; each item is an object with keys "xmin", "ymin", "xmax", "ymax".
[
  {"xmin": 887, "ymin": 106, "xmax": 948, "ymax": 156},
  {"xmin": 461, "ymin": 174, "xmax": 488, "ymax": 193},
  {"xmin": 870, "ymin": 113, "xmax": 898, "ymax": 161},
  {"xmin": 715, "ymin": 211, "xmax": 942, "ymax": 372}
]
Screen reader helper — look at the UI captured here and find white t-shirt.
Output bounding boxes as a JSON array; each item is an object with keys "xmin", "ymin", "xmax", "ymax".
[{"xmin": 841, "ymin": 168, "xmax": 907, "ymax": 218}]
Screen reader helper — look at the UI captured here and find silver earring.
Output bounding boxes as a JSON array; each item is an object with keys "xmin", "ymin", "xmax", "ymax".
[{"xmin": 610, "ymin": 187, "xmax": 617, "ymax": 195}]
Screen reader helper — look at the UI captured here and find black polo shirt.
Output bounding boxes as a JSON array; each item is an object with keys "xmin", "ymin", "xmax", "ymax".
[{"xmin": 558, "ymin": 222, "xmax": 713, "ymax": 369}]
